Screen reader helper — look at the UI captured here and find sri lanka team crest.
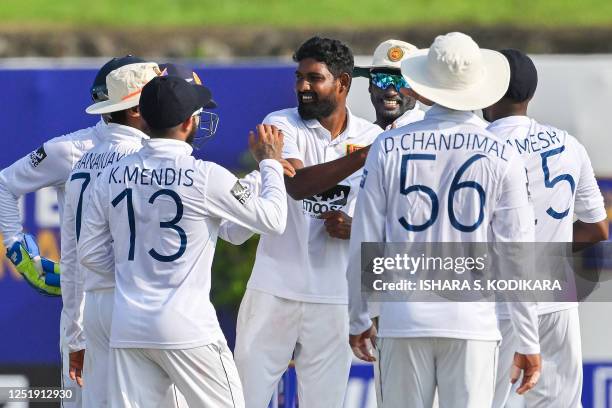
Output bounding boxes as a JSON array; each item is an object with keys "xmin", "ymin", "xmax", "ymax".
[{"xmin": 346, "ymin": 144, "xmax": 366, "ymax": 155}]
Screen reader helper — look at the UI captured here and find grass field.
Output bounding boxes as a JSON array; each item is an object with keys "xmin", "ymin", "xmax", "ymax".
[{"xmin": 2, "ymin": 0, "xmax": 612, "ymax": 28}]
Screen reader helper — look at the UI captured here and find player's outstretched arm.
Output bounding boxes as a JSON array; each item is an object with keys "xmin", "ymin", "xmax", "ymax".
[
  {"xmin": 217, "ymin": 160, "xmax": 295, "ymax": 245},
  {"xmin": 262, "ymin": 113, "xmax": 370, "ymax": 201},
  {"xmin": 283, "ymin": 146, "xmax": 370, "ymax": 201},
  {"xmin": 204, "ymin": 125, "xmax": 287, "ymax": 236}
]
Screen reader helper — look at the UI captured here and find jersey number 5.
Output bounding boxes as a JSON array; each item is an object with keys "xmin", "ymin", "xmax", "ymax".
[
  {"xmin": 112, "ymin": 188, "xmax": 187, "ymax": 262},
  {"xmin": 540, "ymin": 146, "xmax": 576, "ymax": 219}
]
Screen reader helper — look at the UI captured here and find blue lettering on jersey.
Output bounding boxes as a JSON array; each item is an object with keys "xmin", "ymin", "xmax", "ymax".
[
  {"xmin": 108, "ymin": 166, "xmax": 195, "ymax": 187},
  {"xmin": 384, "ymin": 132, "xmax": 508, "ymax": 161}
]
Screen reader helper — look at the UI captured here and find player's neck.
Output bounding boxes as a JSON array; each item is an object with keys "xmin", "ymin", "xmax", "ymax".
[
  {"xmin": 318, "ymin": 106, "xmax": 348, "ymax": 140},
  {"xmin": 374, "ymin": 116, "xmax": 394, "ymax": 130}
]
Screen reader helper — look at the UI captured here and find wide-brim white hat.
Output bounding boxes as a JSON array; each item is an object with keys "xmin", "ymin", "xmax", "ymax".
[
  {"xmin": 86, "ymin": 62, "xmax": 160, "ymax": 115},
  {"xmin": 400, "ymin": 32, "xmax": 510, "ymax": 111}
]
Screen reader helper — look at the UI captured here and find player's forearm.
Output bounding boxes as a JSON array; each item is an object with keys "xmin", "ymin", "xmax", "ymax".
[
  {"xmin": 573, "ymin": 219, "xmax": 609, "ymax": 251},
  {"xmin": 285, "ymin": 146, "xmax": 370, "ymax": 200},
  {"xmin": 248, "ymin": 160, "xmax": 287, "ymax": 235},
  {"xmin": 507, "ymin": 301, "xmax": 540, "ymax": 355},
  {"xmin": 0, "ymin": 178, "xmax": 23, "ymax": 246}
]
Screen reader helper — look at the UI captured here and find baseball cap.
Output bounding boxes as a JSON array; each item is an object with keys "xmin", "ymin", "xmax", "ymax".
[
  {"xmin": 90, "ymin": 55, "xmax": 146, "ymax": 100},
  {"xmin": 500, "ymin": 49, "xmax": 538, "ymax": 102},
  {"xmin": 159, "ymin": 63, "xmax": 217, "ymax": 108},
  {"xmin": 86, "ymin": 62, "xmax": 161, "ymax": 115},
  {"xmin": 140, "ymin": 75, "xmax": 215, "ymax": 130},
  {"xmin": 354, "ymin": 39, "xmax": 418, "ymax": 77}
]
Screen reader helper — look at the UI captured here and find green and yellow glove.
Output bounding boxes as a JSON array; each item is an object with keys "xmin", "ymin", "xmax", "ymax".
[{"xmin": 6, "ymin": 234, "xmax": 61, "ymax": 296}]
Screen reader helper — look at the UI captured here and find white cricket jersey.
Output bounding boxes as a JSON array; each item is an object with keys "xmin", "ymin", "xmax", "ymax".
[
  {"xmin": 388, "ymin": 103, "xmax": 426, "ymax": 129},
  {"xmin": 488, "ymin": 116, "xmax": 607, "ymax": 316},
  {"xmin": 78, "ymin": 138, "xmax": 287, "ymax": 349},
  {"xmin": 61, "ymin": 123, "xmax": 149, "ymax": 352},
  {"xmin": 247, "ymin": 107, "xmax": 381, "ymax": 304},
  {"xmin": 0, "ymin": 120, "xmax": 105, "ymax": 246},
  {"xmin": 347, "ymin": 105, "xmax": 540, "ymax": 354}
]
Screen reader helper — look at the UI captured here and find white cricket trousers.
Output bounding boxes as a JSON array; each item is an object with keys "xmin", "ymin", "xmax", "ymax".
[
  {"xmin": 61, "ymin": 308, "xmax": 82, "ymax": 407},
  {"xmin": 81, "ymin": 289, "xmax": 188, "ymax": 408},
  {"xmin": 234, "ymin": 289, "xmax": 352, "ymax": 408},
  {"xmin": 492, "ymin": 308, "xmax": 582, "ymax": 408},
  {"xmin": 377, "ymin": 337, "xmax": 498, "ymax": 408},
  {"xmin": 108, "ymin": 340, "xmax": 245, "ymax": 408}
]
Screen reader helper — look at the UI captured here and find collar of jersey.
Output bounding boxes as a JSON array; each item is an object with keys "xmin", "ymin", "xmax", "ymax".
[
  {"xmin": 302, "ymin": 106, "xmax": 357, "ymax": 142},
  {"xmin": 488, "ymin": 115, "xmax": 532, "ymax": 129},
  {"xmin": 105, "ymin": 122, "xmax": 150, "ymax": 141},
  {"xmin": 143, "ymin": 138, "xmax": 194, "ymax": 156},
  {"xmin": 424, "ymin": 104, "xmax": 486, "ymax": 123}
]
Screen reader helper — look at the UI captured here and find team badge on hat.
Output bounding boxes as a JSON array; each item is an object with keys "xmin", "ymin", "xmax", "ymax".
[{"xmin": 387, "ymin": 46, "xmax": 405, "ymax": 62}]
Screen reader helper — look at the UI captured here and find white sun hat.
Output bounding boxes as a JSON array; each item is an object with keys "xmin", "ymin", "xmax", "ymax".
[
  {"xmin": 86, "ymin": 62, "xmax": 160, "ymax": 115},
  {"xmin": 354, "ymin": 39, "xmax": 418, "ymax": 77},
  {"xmin": 400, "ymin": 32, "xmax": 510, "ymax": 111}
]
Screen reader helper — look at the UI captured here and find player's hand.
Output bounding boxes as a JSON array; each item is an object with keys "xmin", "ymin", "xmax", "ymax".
[
  {"xmin": 511, "ymin": 352, "xmax": 541, "ymax": 395},
  {"xmin": 349, "ymin": 325, "xmax": 377, "ymax": 362},
  {"xmin": 6, "ymin": 234, "xmax": 61, "ymax": 296},
  {"xmin": 249, "ymin": 124, "xmax": 284, "ymax": 162},
  {"xmin": 319, "ymin": 210, "xmax": 352, "ymax": 240},
  {"xmin": 278, "ymin": 159, "xmax": 296, "ymax": 178},
  {"xmin": 69, "ymin": 349, "xmax": 85, "ymax": 387}
]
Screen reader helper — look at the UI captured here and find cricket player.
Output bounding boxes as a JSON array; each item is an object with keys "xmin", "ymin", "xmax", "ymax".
[
  {"xmin": 61, "ymin": 61, "xmax": 160, "ymax": 406},
  {"xmin": 233, "ymin": 36, "xmax": 382, "ymax": 407},
  {"xmin": 0, "ymin": 55, "xmax": 145, "ymax": 408},
  {"xmin": 484, "ymin": 49, "xmax": 609, "ymax": 408},
  {"xmin": 354, "ymin": 39, "xmax": 425, "ymax": 130},
  {"xmin": 78, "ymin": 74, "xmax": 287, "ymax": 408},
  {"xmin": 347, "ymin": 32, "xmax": 542, "ymax": 408}
]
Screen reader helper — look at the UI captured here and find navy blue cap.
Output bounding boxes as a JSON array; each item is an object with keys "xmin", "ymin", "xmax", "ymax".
[
  {"xmin": 140, "ymin": 75, "xmax": 214, "ymax": 130},
  {"xmin": 500, "ymin": 49, "xmax": 538, "ymax": 103},
  {"xmin": 159, "ymin": 63, "xmax": 217, "ymax": 108},
  {"xmin": 91, "ymin": 55, "xmax": 146, "ymax": 100}
]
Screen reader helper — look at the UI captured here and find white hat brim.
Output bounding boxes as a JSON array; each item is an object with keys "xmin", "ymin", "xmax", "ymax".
[
  {"xmin": 400, "ymin": 49, "xmax": 510, "ymax": 111},
  {"xmin": 85, "ymin": 94, "xmax": 140, "ymax": 115},
  {"xmin": 355, "ymin": 62, "xmax": 401, "ymax": 70}
]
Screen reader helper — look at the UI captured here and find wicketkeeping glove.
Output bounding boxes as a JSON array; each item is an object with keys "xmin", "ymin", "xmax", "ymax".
[{"xmin": 6, "ymin": 234, "xmax": 61, "ymax": 296}]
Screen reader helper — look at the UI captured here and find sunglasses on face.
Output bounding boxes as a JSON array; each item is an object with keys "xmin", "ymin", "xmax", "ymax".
[{"xmin": 370, "ymin": 72, "xmax": 409, "ymax": 92}]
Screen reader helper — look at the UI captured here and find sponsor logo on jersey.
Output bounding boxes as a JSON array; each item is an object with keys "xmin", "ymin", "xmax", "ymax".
[
  {"xmin": 29, "ymin": 146, "xmax": 47, "ymax": 168},
  {"xmin": 302, "ymin": 184, "xmax": 350, "ymax": 217},
  {"xmin": 360, "ymin": 169, "xmax": 369, "ymax": 188},
  {"xmin": 230, "ymin": 181, "xmax": 252, "ymax": 205},
  {"xmin": 346, "ymin": 144, "xmax": 366, "ymax": 155}
]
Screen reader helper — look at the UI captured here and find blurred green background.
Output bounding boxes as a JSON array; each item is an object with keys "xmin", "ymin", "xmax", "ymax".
[{"xmin": 2, "ymin": 0, "xmax": 612, "ymax": 28}]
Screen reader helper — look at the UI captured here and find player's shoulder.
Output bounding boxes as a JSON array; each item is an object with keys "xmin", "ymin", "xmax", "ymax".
[
  {"xmin": 262, "ymin": 108, "xmax": 303, "ymax": 128},
  {"xmin": 44, "ymin": 120, "xmax": 106, "ymax": 155},
  {"xmin": 348, "ymin": 111, "xmax": 383, "ymax": 139}
]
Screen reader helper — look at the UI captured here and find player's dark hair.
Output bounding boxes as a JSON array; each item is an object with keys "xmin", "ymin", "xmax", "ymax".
[{"xmin": 293, "ymin": 36, "xmax": 354, "ymax": 78}]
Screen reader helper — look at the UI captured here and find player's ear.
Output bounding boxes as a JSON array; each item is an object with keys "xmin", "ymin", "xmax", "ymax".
[
  {"xmin": 338, "ymin": 72, "xmax": 351, "ymax": 94},
  {"xmin": 127, "ymin": 106, "xmax": 140, "ymax": 118},
  {"xmin": 180, "ymin": 116, "xmax": 193, "ymax": 132}
]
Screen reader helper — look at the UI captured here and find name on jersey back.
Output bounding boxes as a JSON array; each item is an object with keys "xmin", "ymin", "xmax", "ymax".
[{"xmin": 383, "ymin": 131, "xmax": 509, "ymax": 161}]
